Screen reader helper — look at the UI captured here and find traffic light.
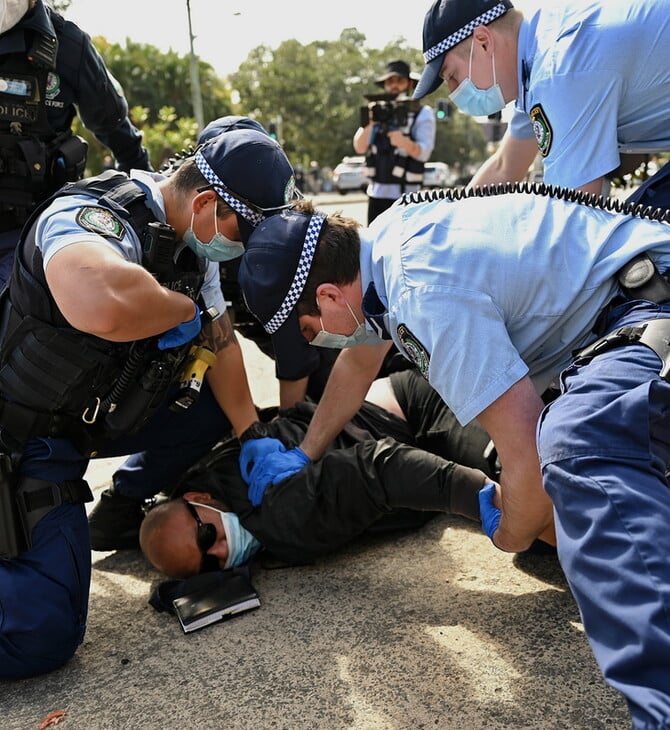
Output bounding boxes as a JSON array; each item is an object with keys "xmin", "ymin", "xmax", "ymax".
[
  {"xmin": 436, "ymin": 99, "xmax": 451, "ymax": 122},
  {"xmin": 268, "ymin": 121, "xmax": 278, "ymax": 140}
]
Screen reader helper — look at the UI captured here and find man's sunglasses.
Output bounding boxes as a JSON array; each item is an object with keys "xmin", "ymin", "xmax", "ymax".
[{"xmin": 182, "ymin": 499, "xmax": 218, "ymax": 572}]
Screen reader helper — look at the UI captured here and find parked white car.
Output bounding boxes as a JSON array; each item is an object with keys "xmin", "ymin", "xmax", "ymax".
[
  {"xmin": 332, "ymin": 155, "xmax": 369, "ymax": 194},
  {"xmin": 423, "ymin": 161, "xmax": 453, "ymax": 189}
]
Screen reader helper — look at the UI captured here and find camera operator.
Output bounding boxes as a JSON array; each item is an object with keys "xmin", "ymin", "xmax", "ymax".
[{"xmin": 353, "ymin": 60, "xmax": 436, "ymax": 224}]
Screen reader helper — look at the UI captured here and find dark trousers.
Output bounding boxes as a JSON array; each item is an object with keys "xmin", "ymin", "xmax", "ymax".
[{"xmin": 0, "ymin": 380, "xmax": 230, "ymax": 679}]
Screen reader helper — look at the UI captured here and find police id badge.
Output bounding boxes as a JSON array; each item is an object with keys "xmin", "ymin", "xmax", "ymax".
[
  {"xmin": 76, "ymin": 206, "xmax": 125, "ymax": 241},
  {"xmin": 530, "ymin": 104, "xmax": 552, "ymax": 157},
  {"xmin": 396, "ymin": 323, "xmax": 429, "ymax": 377}
]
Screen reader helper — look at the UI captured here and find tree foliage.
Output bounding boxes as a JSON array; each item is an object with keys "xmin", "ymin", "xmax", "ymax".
[{"xmin": 74, "ymin": 29, "xmax": 488, "ymax": 175}]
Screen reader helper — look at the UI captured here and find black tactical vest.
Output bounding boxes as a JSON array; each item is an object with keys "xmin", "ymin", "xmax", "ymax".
[
  {"xmin": 0, "ymin": 171, "xmax": 206, "ymax": 455},
  {"xmin": 365, "ymin": 106, "xmax": 425, "ymax": 187},
  {"xmin": 0, "ymin": 10, "xmax": 87, "ymax": 231}
]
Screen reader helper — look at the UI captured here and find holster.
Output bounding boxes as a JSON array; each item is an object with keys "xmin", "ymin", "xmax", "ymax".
[
  {"xmin": 577, "ymin": 318, "xmax": 670, "ymax": 382},
  {"xmin": 0, "ymin": 452, "xmax": 21, "ymax": 559},
  {"xmin": 617, "ymin": 253, "xmax": 670, "ymax": 304},
  {"xmin": 0, "ymin": 463, "xmax": 93, "ymax": 559}
]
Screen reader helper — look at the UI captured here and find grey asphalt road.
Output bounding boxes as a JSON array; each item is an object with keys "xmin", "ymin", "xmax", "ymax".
[{"xmin": 2, "ymin": 192, "xmax": 631, "ymax": 730}]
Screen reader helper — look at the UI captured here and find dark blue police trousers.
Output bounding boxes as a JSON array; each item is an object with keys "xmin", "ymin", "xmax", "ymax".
[
  {"xmin": 0, "ymin": 380, "xmax": 230, "ymax": 679},
  {"xmin": 539, "ymin": 300, "xmax": 670, "ymax": 728}
]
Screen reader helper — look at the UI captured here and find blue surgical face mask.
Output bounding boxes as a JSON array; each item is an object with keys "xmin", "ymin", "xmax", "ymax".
[
  {"xmin": 311, "ymin": 300, "xmax": 380, "ymax": 349},
  {"xmin": 184, "ymin": 204, "xmax": 245, "ymax": 262},
  {"xmin": 193, "ymin": 503, "xmax": 261, "ymax": 568},
  {"xmin": 450, "ymin": 40, "xmax": 506, "ymax": 117}
]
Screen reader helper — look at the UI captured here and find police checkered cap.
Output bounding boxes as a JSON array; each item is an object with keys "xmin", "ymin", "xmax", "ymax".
[
  {"xmin": 414, "ymin": 0, "xmax": 513, "ymax": 99},
  {"xmin": 195, "ymin": 149, "xmax": 265, "ymax": 227},
  {"xmin": 237, "ymin": 209, "xmax": 328, "ymax": 337},
  {"xmin": 265, "ymin": 213, "xmax": 325, "ymax": 334}
]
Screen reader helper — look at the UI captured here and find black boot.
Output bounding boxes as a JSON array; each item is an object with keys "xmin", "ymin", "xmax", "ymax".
[{"xmin": 88, "ymin": 486, "xmax": 145, "ymax": 551}]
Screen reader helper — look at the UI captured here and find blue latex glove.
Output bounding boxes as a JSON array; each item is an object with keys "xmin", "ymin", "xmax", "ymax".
[
  {"xmin": 239, "ymin": 437, "xmax": 286, "ymax": 483},
  {"xmin": 478, "ymin": 482, "xmax": 502, "ymax": 540},
  {"xmin": 157, "ymin": 306, "xmax": 201, "ymax": 350},
  {"xmin": 247, "ymin": 447, "xmax": 311, "ymax": 507}
]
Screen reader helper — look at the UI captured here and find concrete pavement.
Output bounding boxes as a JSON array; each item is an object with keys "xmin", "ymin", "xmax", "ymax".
[{"xmin": 3, "ymin": 333, "xmax": 630, "ymax": 729}]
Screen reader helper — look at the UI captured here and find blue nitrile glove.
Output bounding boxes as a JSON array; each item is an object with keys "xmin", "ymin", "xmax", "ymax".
[
  {"xmin": 247, "ymin": 447, "xmax": 311, "ymax": 507},
  {"xmin": 479, "ymin": 482, "xmax": 502, "ymax": 540},
  {"xmin": 157, "ymin": 306, "xmax": 201, "ymax": 350},
  {"xmin": 239, "ymin": 437, "xmax": 286, "ymax": 483}
]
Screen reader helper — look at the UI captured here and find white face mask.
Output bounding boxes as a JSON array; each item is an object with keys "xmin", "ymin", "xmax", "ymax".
[
  {"xmin": 311, "ymin": 300, "xmax": 376, "ymax": 349},
  {"xmin": 190, "ymin": 502, "xmax": 261, "ymax": 568},
  {"xmin": 183, "ymin": 204, "xmax": 245, "ymax": 262},
  {"xmin": 450, "ymin": 39, "xmax": 506, "ymax": 117}
]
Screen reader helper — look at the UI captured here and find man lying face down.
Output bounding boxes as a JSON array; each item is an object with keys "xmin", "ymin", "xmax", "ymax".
[{"xmin": 140, "ymin": 368, "xmax": 501, "ymax": 578}]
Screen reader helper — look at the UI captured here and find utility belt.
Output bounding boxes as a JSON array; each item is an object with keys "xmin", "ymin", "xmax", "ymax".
[
  {"xmin": 0, "ymin": 452, "xmax": 93, "ymax": 559},
  {"xmin": 576, "ymin": 253, "xmax": 670, "ymax": 381}
]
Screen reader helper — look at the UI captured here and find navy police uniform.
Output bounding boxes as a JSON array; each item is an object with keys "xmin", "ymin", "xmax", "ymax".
[
  {"xmin": 0, "ymin": 0, "xmax": 152, "ymax": 285},
  {"xmin": 0, "ymin": 168, "xmax": 229, "ymax": 679}
]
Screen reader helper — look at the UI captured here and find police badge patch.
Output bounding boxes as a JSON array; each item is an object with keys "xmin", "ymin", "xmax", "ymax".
[
  {"xmin": 76, "ymin": 206, "xmax": 125, "ymax": 240},
  {"xmin": 397, "ymin": 323, "xmax": 429, "ymax": 377},
  {"xmin": 530, "ymin": 104, "xmax": 552, "ymax": 157}
]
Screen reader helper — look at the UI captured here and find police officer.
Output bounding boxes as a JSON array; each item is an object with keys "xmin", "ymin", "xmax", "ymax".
[
  {"xmin": 236, "ymin": 193, "xmax": 670, "ymax": 727},
  {"xmin": 0, "ymin": 0, "xmax": 152, "ymax": 286},
  {"xmin": 413, "ymin": 0, "xmax": 670, "ymax": 197},
  {"xmin": 0, "ymin": 127, "xmax": 296, "ymax": 679},
  {"xmin": 354, "ymin": 59, "xmax": 436, "ymax": 224}
]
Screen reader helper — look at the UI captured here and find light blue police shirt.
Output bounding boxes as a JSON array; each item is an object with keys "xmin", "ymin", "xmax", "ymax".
[
  {"xmin": 509, "ymin": 0, "xmax": 670, "ymax": 189},
  {"xmin": 34, "ymin": 170, "xmax": 226, "ymax": 317},
  {"xmin": 362, "ymin": 192, "xmax": 670, "ymax": 426}
]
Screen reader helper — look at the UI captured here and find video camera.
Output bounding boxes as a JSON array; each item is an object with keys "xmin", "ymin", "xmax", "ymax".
[{"xmin": 360, "ymin": 93, "xmax": 421, "ymax": 131}]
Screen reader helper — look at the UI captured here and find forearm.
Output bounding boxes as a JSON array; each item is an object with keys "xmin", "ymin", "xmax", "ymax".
[
  {"xmin": 300, "ymin": 343, "xmax": 391, "ymax": 460},
  {"xmin": 468, "ymin": 134, "xmax": 537, "ymax": 189},
  {"xmin": 201, "ymin": 315, "xmax": 258, "ymax": 436},
  {"xmin": 477, "ymin": 377, "xmax": 555, "ymax": 552},
  {"xmin": 353, "ymin": 125, "xmax": 373, "ymax": 154}
]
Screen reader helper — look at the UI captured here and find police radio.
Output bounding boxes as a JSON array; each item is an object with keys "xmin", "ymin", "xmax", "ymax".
[{"xmin": 142, "ymin": 221, "xmax": 177, "ymax": 280}]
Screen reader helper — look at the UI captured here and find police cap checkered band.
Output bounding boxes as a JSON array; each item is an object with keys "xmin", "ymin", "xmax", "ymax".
[
  {"xmin": 264, "ymin": 213, "xmax": 326, "ymax": 334},
  {"xmin": 194, "ymin": 149, "xmax": 264, "ymax": 226},
  {"xmin": 424, "ymin": 1, "xmax": 511, "ymax": 62}
]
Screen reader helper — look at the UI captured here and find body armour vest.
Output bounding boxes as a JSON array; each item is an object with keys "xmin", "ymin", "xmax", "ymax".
[
  {"xmin": 365, "ymin": 107, "xmax": 425, "ymax": 187},
  {"xmin": 0, "ymin": 171, "xmax": 206, "ymax": 455},
  {"xmin": 0, "ymin": 8, "xmax": 87, "ymax": 231}
]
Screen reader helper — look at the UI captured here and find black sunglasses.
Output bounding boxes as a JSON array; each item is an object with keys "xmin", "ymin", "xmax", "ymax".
[{"xmin": 182, "ymin": 499, "xmax": 218, "ymax": 571}]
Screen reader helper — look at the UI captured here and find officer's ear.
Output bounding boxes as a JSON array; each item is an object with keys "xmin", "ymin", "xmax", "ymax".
[
  {"xmin": 191, "ymin": 189, "xmax": 217, "ymax": 216},
  {"xmin": 315, "ymin": 282, "xmax": 344, "ymax": 306}
]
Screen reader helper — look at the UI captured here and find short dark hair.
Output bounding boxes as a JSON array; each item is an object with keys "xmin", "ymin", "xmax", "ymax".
[
  {"xmin": 170, "ymin": 156, "xmax": 235, "ymax": 219},
  {"xmin": 291, "ymin": 200, "xmax": 362, "ymax": 316}
]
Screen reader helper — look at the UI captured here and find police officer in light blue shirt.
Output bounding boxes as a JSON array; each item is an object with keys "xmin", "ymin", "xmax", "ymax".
[
  {"xmin": 0, "ymin": 128, "xmax": 297, "ymax": 680},
  {"xmin": 236, "ymin": 190, "xmax": 670, "ymax": 728},
  {"xmin": 413, "ymin": 0, "xmax": 670, "ymax": 198}
]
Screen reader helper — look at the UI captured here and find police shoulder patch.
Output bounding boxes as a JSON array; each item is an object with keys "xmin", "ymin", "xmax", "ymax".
[
  {"xmin": 396, "ymin": 323, "xmax": 429, "ymax": 377},
  {"xmin": 76, "ymin": 206, "xmax": 125, "ymax": 240},
  {"xmin": 529, "ymin": 104, "xmax": 552, "ymax": 157}
]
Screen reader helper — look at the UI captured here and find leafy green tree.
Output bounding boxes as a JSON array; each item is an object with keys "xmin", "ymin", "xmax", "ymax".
[
  {"xmin": 69, "ymin": 29, "xmax": 490, "ymax": 176},
  {"xmin": 94, "ymin": 37, "xmax": 233, "ymax": 126}
]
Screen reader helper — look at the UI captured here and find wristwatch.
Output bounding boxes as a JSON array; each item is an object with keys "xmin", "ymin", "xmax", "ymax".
[{"xmin": 238, "ymin": 421, "xmax": 269, "ymax": 443}]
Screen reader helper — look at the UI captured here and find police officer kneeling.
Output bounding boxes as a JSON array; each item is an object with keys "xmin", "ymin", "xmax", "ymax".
[{"xmin": 0, "ymin": 128, "xmax": 296, "ymax": 679}]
